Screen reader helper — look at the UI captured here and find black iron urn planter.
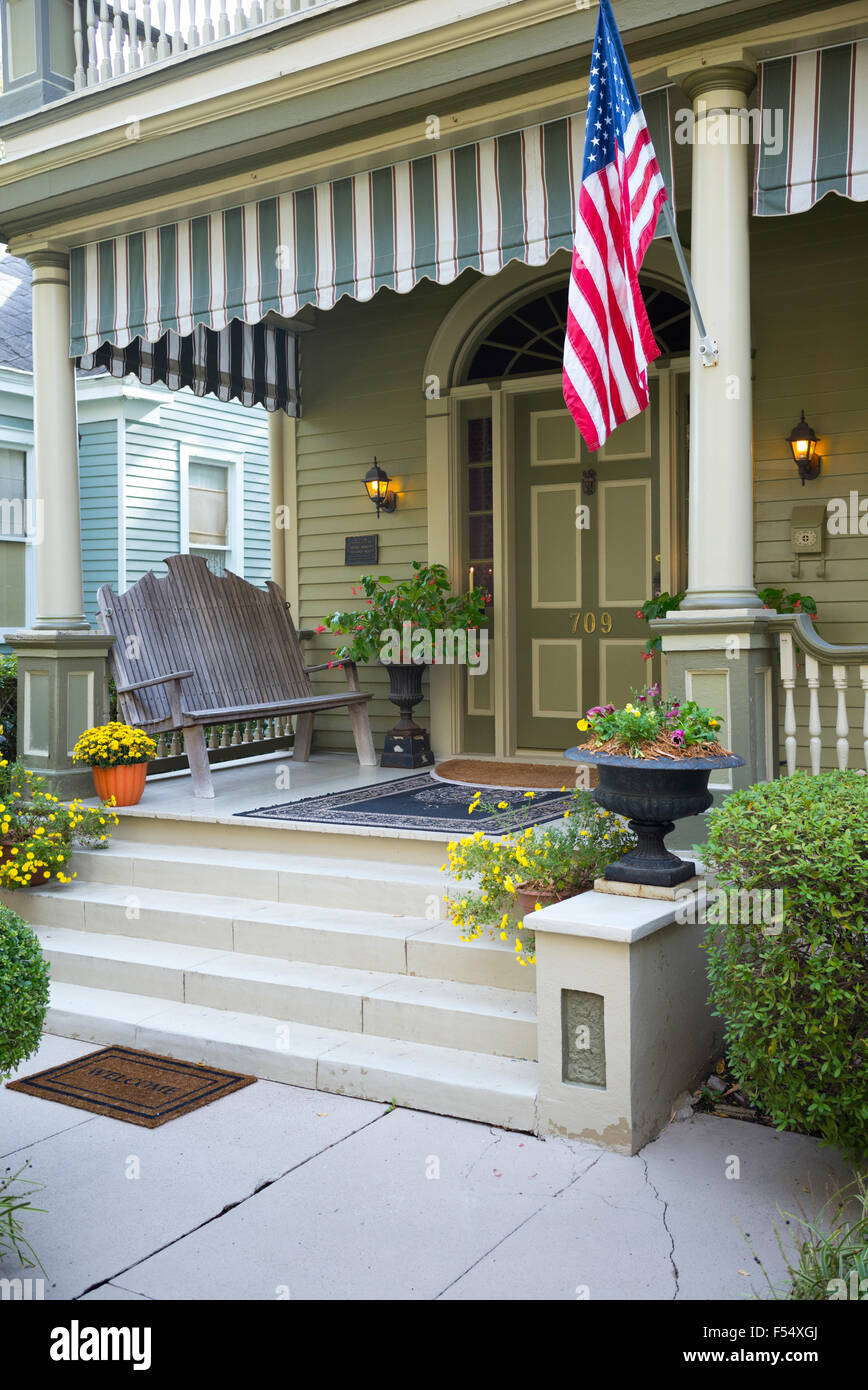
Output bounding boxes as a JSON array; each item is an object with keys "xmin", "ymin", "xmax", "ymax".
[
  {"xmin": 380, "ymin": 661, "xmax": 434, "ymax": 769},
  {"xmin": 565, "ymin": 745, "xmax": 745, "ymax": 887}
]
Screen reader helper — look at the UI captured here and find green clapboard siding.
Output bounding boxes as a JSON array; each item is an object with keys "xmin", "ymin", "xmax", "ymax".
[
  {"xmin": 295, "ymin": 277, "xmax": 468, "ymax": 751},
  {"xmin": 79, "ymin": 417, "xmax": 119, "ymax": 620},
  {"xmin": 751, "ymin": 195, "xmax": 868, "ymax": 769}
]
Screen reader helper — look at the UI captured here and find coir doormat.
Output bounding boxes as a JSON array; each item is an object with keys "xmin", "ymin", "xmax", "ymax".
[
  {"xmin": 237, "ymin": 771, "xmax": 573, "ymax": 833},
  {"xmin": 7, "ymin": 1046, "xmax": 256, "ymax": 1128},
  {"xmin": 434, "ymin": 758, "xmax": 598, "ymax": 790}
]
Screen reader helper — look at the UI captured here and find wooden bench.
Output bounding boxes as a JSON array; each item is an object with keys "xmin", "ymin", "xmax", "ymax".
[{"xmin": 97, "ymin": 554, "xmax": 375, "ymax": 798}]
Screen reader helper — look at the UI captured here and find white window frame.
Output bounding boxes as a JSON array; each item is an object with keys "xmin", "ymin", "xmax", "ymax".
[
  {"xmin": 0, "ymin": 435, "xmax": 37, "ymax": 629},
  {"xmin": 179, "ymin": 443, "xmax": 245, "ymax": 576}
]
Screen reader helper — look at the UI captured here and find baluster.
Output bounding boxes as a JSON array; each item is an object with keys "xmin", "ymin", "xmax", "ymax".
[
  {"xmin": 805, "ymin": 653, "xmax": 822, "ymax": 775},
  {"xmin": 85, "ymin": 0, "xmax": 98, "ymax": 83},
  {"xmin": 170, "ymin": 730, "xmax": 182, "ymax": 757},
  {"xmin": 124, "ymin": 0, "xmax": 140, "ymax": 69},
  {"xmin": 861, "ymin": 666, "xmax": 868, "ymax": 772},
  {"xmin": 217, "ymin": 0, "xmax": 230, "ymax": 36},
  {"xmin": 263, "ymin": 0, "xmax": 277, "ymax": 20},
  {"xmin": 779, "ymin": 631, "xmax": 798, "ymax": 776},
  {"xmin": 155, "ymin": 733, "xmax": 168, "ymax": 759},
  {"xmin": 832, "ymin": 665, "xmax": 850, "ymax": 770},
  {"xmin": 219, "ymin": 722, "xmax": 230, "ymax": 748},
  {"xmin": 112, "ymin": 4, "xmax": 125, "ymax": 77},
  {"xmin": 200, "ymin": 0, "xmax": 215, "ymax": 41},
  {"xmin": 186, "ymin": 0, "xmax": 201, "ymax": 49},
  {"xmin": 156, "ymin": 0, "xmax": 170, "ymax": 58},
  {"xmin": 142, "ymin": 0, "xmax": 155, "ymax": 61},
  {"xmin": 73, "ymin": 1, "xmax": 87, "ymax": 88},
  {"xmin": 171, "ymin": 0, "xmax": 183, "ymax": 52},
  {"xmin": 207, "ymin": 725, "xmax": 219, "ymax": 751},
  {"xmin": 230, "ymin": 721, "xmax": 243, "ymax": 747},
  {"xmin": 98, "ymin": 0, "xmax": 112, "ymax": 80},
  {"xmin": 232, "ymin": 0, "xmax": 246, "ymax": 32},
  {"xmin": 248, "ymin": 0, "xmax": 263, "ymax": 27}
]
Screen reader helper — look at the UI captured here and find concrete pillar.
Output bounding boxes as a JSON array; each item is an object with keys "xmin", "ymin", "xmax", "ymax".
[
  {"xmin": 4, "ymin": 251, "xmax": 113, "ymax": 798},
  {"xmin": 680, "ymin": 66, "xmax": 762, "ymax": 612},
  {"xmin": 534, "ymin": 888, "xmax": 719, "ymax": 1156}
]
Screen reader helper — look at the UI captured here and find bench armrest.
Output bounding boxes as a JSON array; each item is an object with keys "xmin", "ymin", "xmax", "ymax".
[
  {"xmin": 305, "ymin": 658, "xmax": 362, "ymax": 693},
  {"xmin": 115, "ymin": 669, "xmax": 195, "ymax": 695}
]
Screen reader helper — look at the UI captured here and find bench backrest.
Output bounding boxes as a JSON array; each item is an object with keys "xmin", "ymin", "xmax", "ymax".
[{"xmin": 97, "ymin": 554, "xmax": 313, "ymax": 729}]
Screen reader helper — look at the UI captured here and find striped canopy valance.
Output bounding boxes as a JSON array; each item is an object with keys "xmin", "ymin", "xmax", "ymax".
[
  {"xmin": 69, "ymin": 88, "xmax": 675, "ymax": 358},
  {"xmin": 755, "ymin": 40, "xmax": 868, "ymax": 215}
]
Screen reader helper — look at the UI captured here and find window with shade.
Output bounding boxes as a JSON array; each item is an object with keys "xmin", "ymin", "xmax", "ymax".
[
  {"xmin": 0, "ymin": 447, "xmax": 28, "ymax": 628},
  {"xmin": 187, "ymin": 460, "xmax": 231, "ymax": 576},
  {"xmin": 467, "ymin": 418, "xmax": 493, "ymax": 610}
]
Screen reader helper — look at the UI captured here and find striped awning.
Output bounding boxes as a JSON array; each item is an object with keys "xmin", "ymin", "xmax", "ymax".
[
  {"xmin": 755, "ymin": 40, "xmax": 868, "ymax": 216},
  {"xmin": 78, "ymin": 321, "xmax": 298, "ymax": 414},
  {"xmin": 69, "ymin": 88, "xmax": 675, "ymax": 360}
]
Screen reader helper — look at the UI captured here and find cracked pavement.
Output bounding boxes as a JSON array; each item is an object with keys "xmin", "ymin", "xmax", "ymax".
[{"xmin": 1, "ymin": 1034, "xmax": 854, "ymax": 1301}]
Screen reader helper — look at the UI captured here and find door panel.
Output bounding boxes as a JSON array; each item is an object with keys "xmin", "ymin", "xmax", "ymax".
[{"xmin": 515, "ymin": 387, "xmax": 660, "ymax": 751}]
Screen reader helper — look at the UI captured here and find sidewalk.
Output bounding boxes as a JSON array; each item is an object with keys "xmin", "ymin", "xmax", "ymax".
[{"xmin": 0, "ymin": 1034, "xmax": 853, "ymax": 1301}]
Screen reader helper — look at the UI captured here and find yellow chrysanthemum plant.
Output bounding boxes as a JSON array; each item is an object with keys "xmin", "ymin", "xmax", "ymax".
[
  {"xmin": 72, "ymin": 723, "xmax": 157, "ymax": 769},
  {"xmin": 0, "ymin": 726, "xmax": 119, "ymax": 891},
  {"xmin": 442, "ymin": 788, "xmax": 635, "ymax": 967}
]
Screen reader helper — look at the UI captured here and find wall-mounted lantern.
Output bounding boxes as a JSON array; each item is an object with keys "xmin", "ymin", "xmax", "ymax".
[
  {"xmin": 364, "ymin": 459, "xmax": 397, "ymax": 516},
  {"xmin": 787, "ymin": 411, "xmax": 821, "ymax": 486}
]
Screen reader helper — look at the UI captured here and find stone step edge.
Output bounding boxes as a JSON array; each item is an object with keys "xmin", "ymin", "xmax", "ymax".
[{"xmin": 45, "ymin": 983, "xmax": 539, "ymax": 1133}]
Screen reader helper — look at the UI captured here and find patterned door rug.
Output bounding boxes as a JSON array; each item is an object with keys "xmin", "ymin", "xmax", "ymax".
[
  {"xmin": 237, "ymin": 772, "xmax": 573, "ymax": 833},
  {"xmin": 6, "ymin": 1046, "xmax": 256, "ymax": 1128},
  {"xmin": 434, "ymin": 758, "xmax": 597, "ymax": 790}
]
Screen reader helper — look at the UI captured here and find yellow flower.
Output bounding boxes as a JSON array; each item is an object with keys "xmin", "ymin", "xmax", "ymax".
[
  {"xmin": 625, "ymin": 703, "xmax": 634, "ymax": 712},
  {"xmin": 523, "ymin": 791, "xmax": 535, "ymax": 800},
  {"xmin": 497, "ymin": 801, "xmax": 508, "ymax": 810},
  {"xmin": 576, "ymin": 719, "xmax": 589, "ymax": 732}
]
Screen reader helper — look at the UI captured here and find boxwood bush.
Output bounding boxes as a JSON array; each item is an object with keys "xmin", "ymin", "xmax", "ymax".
[
  {"xmin": 0, "ymin": 905, "xmax": 50, "ymax": 1080},
  {"xmin": 702, "ymin": 771, "xmax": 868, "ymax": 1160}
]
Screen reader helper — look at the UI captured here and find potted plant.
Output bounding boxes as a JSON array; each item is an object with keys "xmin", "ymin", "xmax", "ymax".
[
  {"xmin": 320, "ymin": 561, "xmax": 487, "ymax": 767},
  {"xmin": 0, "ymin": 754, "xmax": 118, "ymax": 890},
  {"xmin": 442, "ymin": 788, "xmax": 636, "ymax": 966},
  {"xmin": 72, "ymin": 722, "xmax": 157, "ymax": 806},
  {"xmin": 567, "ymin": 684, "xmax": 743, "ymax": 887}
]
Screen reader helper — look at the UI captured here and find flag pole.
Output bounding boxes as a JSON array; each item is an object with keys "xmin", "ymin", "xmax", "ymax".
[{"xmin": 659, "ymin": 200, "xmax": 719, "ymax": 368}]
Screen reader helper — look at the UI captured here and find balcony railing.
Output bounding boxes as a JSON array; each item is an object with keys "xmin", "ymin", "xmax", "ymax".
[
  {"xmin": 73, "ymin": 0, "xmax": 328, "ymax": 89},
  {"xmin": 770, "ymin": 614, "xmax": 868, "ymax": 775}
]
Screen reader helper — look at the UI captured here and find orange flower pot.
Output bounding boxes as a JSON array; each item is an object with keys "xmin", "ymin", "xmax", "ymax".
[{"xmin": 92, "ymin": 762, "xmax": 148, "ymax": 807}]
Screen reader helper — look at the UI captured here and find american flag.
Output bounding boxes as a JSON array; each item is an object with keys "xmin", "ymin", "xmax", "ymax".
[{"xmin": 563, "ymin": 0, "xmax": 667, "ymax": 452}]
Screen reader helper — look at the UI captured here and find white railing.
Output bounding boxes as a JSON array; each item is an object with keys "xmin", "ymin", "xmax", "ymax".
[
  {"xmin": 149, "ymin": 714, "xmax": 294, "ymax": 770},
  {"xmin": 771, "ymin": 614, "xmax": 868, "ymax": 775},
  {"xmin": 72, "ymin": 0, "xmax": 327, "ymax": 90}
]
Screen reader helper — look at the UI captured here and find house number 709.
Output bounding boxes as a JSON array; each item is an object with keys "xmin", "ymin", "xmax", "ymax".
[{"xmin": 571, "ymin": 611, "xmax": 613, "ymax": 635}]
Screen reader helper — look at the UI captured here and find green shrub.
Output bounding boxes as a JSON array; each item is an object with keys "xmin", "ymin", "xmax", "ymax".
[
  {"xmin": 702, "ymin": 771, "xmax": 868, "ymax": 1161},
  {"xmin": 754, "ymin": 1178, "xmax": 868, "ymax": 1300},
  {"xmin": 0, "ymin": 1162, "xmax": 46, "ymax": 1272},
  {"xmin": 0, "ymin": 905, "xmax": 50, "ymax": 1080}
]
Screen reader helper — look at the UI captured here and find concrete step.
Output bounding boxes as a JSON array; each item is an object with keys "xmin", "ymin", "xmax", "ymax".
[
  {"xmin": 69, "ymin": 840, "xmax": 451, "ymax": 915},
  {"xmin": 10, "ymin": 882, "xmax": 533, "ymax": 992},
  {"xmin": 45, "ymin": 981, "xmax": 538, "ymax": 1132},
  {"xmin": 37, "ymin": 927, "xmax": 538, "ymax": 1060}
]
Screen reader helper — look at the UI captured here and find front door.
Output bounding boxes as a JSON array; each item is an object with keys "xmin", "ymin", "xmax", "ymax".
[{"xmin": 514, "ymin": 387, "xmax": 660, "ymax": 751}]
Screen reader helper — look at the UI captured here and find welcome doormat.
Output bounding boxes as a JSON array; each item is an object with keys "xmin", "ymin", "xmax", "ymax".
[
  {"xmin": 434, "ymin": 758, "xmax": 598, "ymax": 790},
  {"xmin": 237, "ymin": 771, "xmax": 573, "ymax": 833},
  {"xmin": 7, "ymin": 1046, "xmax": 256, "ymax": 1128}
]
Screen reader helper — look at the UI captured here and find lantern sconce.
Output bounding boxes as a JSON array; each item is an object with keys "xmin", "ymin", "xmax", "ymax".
[
  {"xmin": 787, "ymin": 411, "xmax": 821, "ymax": 486},
  {"xmin": 363, "ymin": 459, "xmax": 397, "ymax": 516}
]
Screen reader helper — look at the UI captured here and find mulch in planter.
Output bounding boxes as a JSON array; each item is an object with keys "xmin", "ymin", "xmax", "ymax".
[{"xmin": 7, "ymin": 1046, "xmax": 255, "ymax": 1128}]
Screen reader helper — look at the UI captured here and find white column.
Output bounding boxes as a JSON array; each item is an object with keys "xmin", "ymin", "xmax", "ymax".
[
  {"xmin": 29, "ymin": 252, "xmax": 87, "ymax": 629},
  {"xmin": 680, "ymin": 67, "xmax": 762, "ymax": 610}
]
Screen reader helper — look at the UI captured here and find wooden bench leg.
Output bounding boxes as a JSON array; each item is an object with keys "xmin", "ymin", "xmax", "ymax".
[
  {"xmin": 294, "ymin": 711, "xmax": 313, "ymax": 762},
  {"xmin": 183, "ymin": 725, "xmax": 215, "ymax": 798},
  {"xmin": 348, "ymin": 702, "xmax": 377, "ymax": 767}
]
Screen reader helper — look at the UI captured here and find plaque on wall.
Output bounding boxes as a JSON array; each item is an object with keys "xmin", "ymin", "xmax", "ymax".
[{"xmin": 344, "ymin": 534, "xmax": 379, "ymax": 566}]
